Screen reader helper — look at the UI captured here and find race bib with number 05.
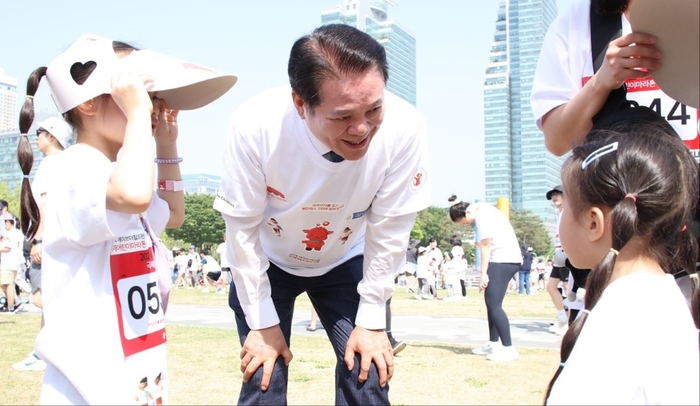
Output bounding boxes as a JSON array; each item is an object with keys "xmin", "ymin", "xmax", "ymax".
[{"xmin": 111, "ymin": 230, "xmax": 167, "ymax": 357}]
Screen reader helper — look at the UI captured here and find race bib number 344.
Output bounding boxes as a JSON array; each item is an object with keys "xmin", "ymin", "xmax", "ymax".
[
  {"xmin": 582, "ymin": 76, "xmax": 700, "ymax": 162},
  {"xmin": 625, "ymin": 77, "xmax": 700, "ymax": 161},
  {"xmin": 111, "ymin": 231, "xmax": 167, "ymax": 357}
]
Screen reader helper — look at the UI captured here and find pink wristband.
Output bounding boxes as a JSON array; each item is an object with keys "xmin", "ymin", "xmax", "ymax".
[{"xmin": 157, "ymin": 179, "xmax": 185, "ymax": 192}]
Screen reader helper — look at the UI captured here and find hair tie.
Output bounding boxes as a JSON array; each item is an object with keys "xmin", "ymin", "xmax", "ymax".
[
  {"xmin": 624, "ymin": 193, "xmax": 636, "ymax": 203},
  {"xmin": 610, "ymin": 248, "xmax": 619, "ymax": 255},
  {"xmin": 582, "ymin": 309, "xmax": 591, "ymax": 315},
  {"xmin": 690, "ymin": 273, "xmax": 698, "ymax": 281},
  {"xmin": 22, "ymin": 175, "xmax": 30, "ymax": 179},
  {"xmin": 20, "ymin": 133, "xmax": 28, "ymax": 137},
  {"xmin": 449, "ymin": 199, "xmax": 462, "ymax": 207},
  {"xmin": 25, "ymin": 95, "xmax": 34, "ymax": 99},
  {"xmin": 559, "ymin": 362, "xmax": 566, "ymax": 368},
  {"xmin": 680, "ymin": 225, "xmax": 687, "ymax": 232}
]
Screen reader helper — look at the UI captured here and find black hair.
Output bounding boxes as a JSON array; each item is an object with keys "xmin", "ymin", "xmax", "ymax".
[
  {"xmin": 450, "ymin": 235, "xmax": 462, "ymax": 247},
  {"xmin": 447, "ymin": 195, "xmax": 471, "ymax": 222},
  {"xmin": 288, "ymin": 24, "xmax": 389, "ymax": 112},
  {"xmin": 0, "ymin": 200, "xmax": 8, "ymax": 210},
  {"xmin": 544, "ymin": 120, "xmax": 700, "ymax": 400},
  {"xmin": 17, "ymin": 40, "xmax": 137, "ymax": 239},
  {"xmin": 428, "ymin": 237, "xmax": 437, "ymax": 244},
  {"xmin": 593, "ymin": 0, "xmax": 631, "ymax": 14}
]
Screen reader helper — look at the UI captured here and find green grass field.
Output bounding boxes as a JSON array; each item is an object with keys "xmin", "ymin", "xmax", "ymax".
[{"xmin": 2, "ymin": 284, "xmax": 560, "ymax": 405}]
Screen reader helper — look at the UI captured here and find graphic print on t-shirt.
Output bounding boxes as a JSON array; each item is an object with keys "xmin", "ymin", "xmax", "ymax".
[
  {"xmin": 111, "ymin": 226, "xmax": 167, "ymax": 358},
  {"xmin": 267, "ymin": 218, "xmax": 284, "ymax": 237},
  {"xmin": 339, "ymin": 227, "xmax": 353, "ymax": 244},
  {"xmin": 410, "ymin": 167, "xmax": 428, "ymax": 192},
  {"xmin": 301, "ymin": 221, "xmax": 334, "ymax": 251},
  {"xmin": 266, "ymin": 185, "xmax": 287, "ymax": 202}
]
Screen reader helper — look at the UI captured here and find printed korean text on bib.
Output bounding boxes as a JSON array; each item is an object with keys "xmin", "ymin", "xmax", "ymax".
[
  {"xmin": 583, "ymin": 76, "xmax": 700, "ymax": 162},
  {"xmin": 110, "ymin": 227, "xmax": 167, "ymax": 357}
]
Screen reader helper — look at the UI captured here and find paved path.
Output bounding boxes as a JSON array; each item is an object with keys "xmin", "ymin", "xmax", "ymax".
[
  {"xmin": 164, "ymin": 304, "xmax": 563, "ymax": 350},
  {"xmin": 16, "ymin": 302, "xmax": 562, "ymax": 349}
]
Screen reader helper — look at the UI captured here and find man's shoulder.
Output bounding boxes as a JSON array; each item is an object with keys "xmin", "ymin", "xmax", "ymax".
[{"xmin": 383, "ymin": 91, "xmax": 424, "ymax": 126}]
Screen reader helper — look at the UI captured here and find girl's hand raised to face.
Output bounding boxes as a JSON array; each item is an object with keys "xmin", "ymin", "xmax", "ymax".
[
  {"xmin": 110, "ymin": 71, "xmax": 155, "ymax": 119},
  {"xmin": 154, "ymin": 98, "xmax": 179, "ymax": 143}
]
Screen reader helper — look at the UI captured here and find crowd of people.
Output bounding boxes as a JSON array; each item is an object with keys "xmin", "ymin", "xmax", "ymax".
[
  {"xmin": 401, "ymin": 237, "xmax": 471, "ymax": 301},
  {"xmin": 3, "ymin": 0, "xmax": 699, "ymax": 404},
  {"xmin": 170, "ymin": 241, "xmax": 229, "ymax": 294}
]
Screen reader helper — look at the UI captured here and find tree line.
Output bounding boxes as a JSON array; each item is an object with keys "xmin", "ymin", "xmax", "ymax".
[{"xmin": 1, "ymin": 181, "xmax": 553, "ymax": 262}]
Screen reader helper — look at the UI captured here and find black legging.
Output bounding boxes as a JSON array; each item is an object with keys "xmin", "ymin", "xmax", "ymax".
[
  {"xmin": 484, "ymin": 262, "xmax": 520, "ymax": 346},
  {"xmin": 460, "ymin": 279, "xmax": 467, "ymax": 297}
]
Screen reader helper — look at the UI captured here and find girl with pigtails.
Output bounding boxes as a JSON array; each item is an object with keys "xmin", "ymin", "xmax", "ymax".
[
  {"xmin": 545, "ymin": 108, "xmax": 700, "ymax": 405},
  {"xmin": 17, "ymin": 34, "xmax": 236, "ymax": 404}
]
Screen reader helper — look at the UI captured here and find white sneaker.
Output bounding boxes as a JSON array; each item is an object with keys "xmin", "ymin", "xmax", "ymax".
[
  {"xmin": 555, "ymin": 324, "xmax": 569, "ymax": 336},
  {"xmin": 472, "ymin": 342, "xmax": 500, "ymax": 355},
  {"xmin": 13, "ymin": 352, "xmax": 46, "ymax": 371},
  {"xmin": 486, "ymin": 346, "xmax": 519, "ymax": 362},
  {"xmin": 548, "ymin": 320, "xmax": 567, "ymax": 334}
]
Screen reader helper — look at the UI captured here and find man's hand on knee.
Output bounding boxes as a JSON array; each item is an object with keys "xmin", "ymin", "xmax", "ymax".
[
  {"xmin": 240, "ymin": 325, "xmax": 293, "ymax": 391},
  {"xmin": 344, "ymin": 326, "xmax": 394, "ymax": 387}
]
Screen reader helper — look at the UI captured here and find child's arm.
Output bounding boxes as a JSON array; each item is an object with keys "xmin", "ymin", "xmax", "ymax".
[
  {"xmin": 106, "ymin": 72, "xmax": 157, "ymax": 214},
  {"xmin": 152, "ymin": 101, "xmax": 185, "ymax": 229}
]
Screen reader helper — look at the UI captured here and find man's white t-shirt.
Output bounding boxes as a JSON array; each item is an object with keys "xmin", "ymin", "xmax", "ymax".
[
  {"xmin": 548, "ymin": 272, "xmax": 699, "ymax": 405},
  {"xmin": 530, "ymin": 0, "xmax": 699, "ymax": 159},
  {"xmin": 474, "ymin": 203, "xmax": 522, "ymax": 264},
  {"xmin": 175, "ymin": 254, "xmax": 188, "ymax": 274},
  {"xmin": 187, "ymin": 251, "xmax": 199, "ymax": 273},
  {"xmin": 36, "ymin": 144, "xmax": 170, "ymax": 405},
  {"xmin": 214, "ymin": 86, "xmax": 431, "ymax": 330},
  {"xmin": 216, "ymin": 242, "xmax": 230, "ymax": 268}
]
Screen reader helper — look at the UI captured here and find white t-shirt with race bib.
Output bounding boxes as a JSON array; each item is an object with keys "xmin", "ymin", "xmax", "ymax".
[
  {"xmin": 530, "ymin": 0, "xmax": 699, "ymax": 161},
  {"xmin": 37, "ymin": 144, "xmax": 170, "ymax": 405}
]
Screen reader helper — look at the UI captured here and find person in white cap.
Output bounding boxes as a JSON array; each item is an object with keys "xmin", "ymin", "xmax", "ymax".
[
  {"xmin": 15, "ymin": 33, "xmax": 236, "ymax": 404},
  {"xmin": 12, "ymin": 116, "xmax": 73, "ymax": 372},
  {"xmin": 214, "ymin": 24, "xmax": 430, "ymax": 405}
]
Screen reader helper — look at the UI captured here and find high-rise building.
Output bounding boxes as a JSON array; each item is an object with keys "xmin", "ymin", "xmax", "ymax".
[
  {"xmin": 0, "ymin": 130, "xmax": 42, "ymax": 190},
  {"xmin": 0, "ymin": 69, "xmax": 18, "ymax": 132},
  {"xmin": 0, "ymin": 69, "xmax": 40, "ymax": 191},
  {"xmin": 182, "ymin": 173, "xmax": 220, "ymax": 195},
  {"xmin": 321, "ymin": 0, "xmax": 417, "ymax": 106},
  {"xmin": 483, "ymin": 0, "xmax": 562, "ymax": 232}
]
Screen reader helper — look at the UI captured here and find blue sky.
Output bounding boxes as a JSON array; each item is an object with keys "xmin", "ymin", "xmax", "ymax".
[{"xmin": 1, "ymin": 0, "xmax": 564, "ymax": 206}]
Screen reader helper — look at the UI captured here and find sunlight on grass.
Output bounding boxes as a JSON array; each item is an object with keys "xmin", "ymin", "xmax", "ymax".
[{"xmin": 2, "ymin": 313, "xmax": 558, "ymax": 405}]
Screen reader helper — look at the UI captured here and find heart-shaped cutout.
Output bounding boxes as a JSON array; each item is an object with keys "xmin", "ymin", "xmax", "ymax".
[{"xmin": 70, "ymin": 61, "xmax": 97, "ymax": 85}]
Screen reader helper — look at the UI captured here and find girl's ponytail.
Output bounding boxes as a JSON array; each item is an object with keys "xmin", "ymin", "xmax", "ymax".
[{"xmin": 17, "ymin": 67, "xmax": 47, "ymax": 239}]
